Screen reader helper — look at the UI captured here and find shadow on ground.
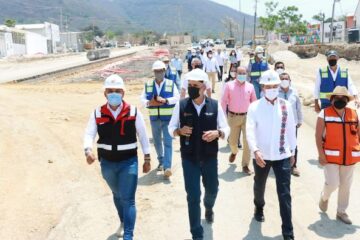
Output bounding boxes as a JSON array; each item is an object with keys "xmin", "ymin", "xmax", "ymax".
[
  {"xmin": 308, "ymin": 212, "xmax": 360, "ymax": 239},
  {"xmin": 243, "ymin": 218, "xmax": 282, "ymax": 240}
]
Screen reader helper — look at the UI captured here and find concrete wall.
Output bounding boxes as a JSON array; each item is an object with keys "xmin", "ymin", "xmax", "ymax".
[{"xmin": 25, "ymin": 31, "xmax": 47, "ymax": 55}]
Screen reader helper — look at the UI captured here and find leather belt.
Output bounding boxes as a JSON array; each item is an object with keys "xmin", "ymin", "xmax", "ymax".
[{"xmin": 228, "ymin": 111, "xmax": 247, "ymax": 116}]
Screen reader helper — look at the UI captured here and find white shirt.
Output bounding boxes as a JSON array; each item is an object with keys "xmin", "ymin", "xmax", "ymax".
[
  {"xmin": 204, "ymin": 57, "xmax": 220, "ymax": 73},
  {"xmin": 168, "ymin": 98, "xmax": 230, "ymax": 139},
  {"xmin": 236, "ymin": 50, "xmax": 243, "ymax": 61},
  {"xmin": 215, "ymin": 52, "xmax": 224, "ymax": 66},
  {"xmin": 246, "ymin": 97, "xmax": 297, "ymax": 161},
  {"xmin": 83, "ymin": 103, "xmax": 151, "ymax": 155},
  {"xmin": 140, "ymin": 79, "xmax": 180, "ymax": 107},
  {"xmin": 313, "ymin": 65, "xmax": 358, "ymax": 99}
]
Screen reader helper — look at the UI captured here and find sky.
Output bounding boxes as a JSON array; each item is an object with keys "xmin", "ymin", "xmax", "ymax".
[{"xmin": 212, "ymin": 0, "xmax": 358, "ymax": 22}]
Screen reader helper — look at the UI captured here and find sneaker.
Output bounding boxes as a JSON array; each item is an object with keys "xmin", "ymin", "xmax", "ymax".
[
  {"xmin": 157, "ymin": 163, "xmax": 163, "ymax": 171},
  {"xmin": 115, "ymin": 222, "xmax": 124, "ymax": 238},
  {"xmin": 164, "ymin": 168, "xmax": 172, "ymax": 178},
  {"xmin": 254, "ymin": 207, "xmax": 265, "ymax": 222},
  {"xmin": 205, "ymin": 208, "xmax": 214, "ymax": 224},
  {"xmin": 238, "ymin": 143, "xmax": 242, "ymax": 149},
  {"xmin": 336, "ymin": 212, "xmax": 352, "ymax": 224},
  {"xmin": 291, "ymin": 167, "xmax": 300, "ymax": 177},
  {"xmin": 319, "ymin": 195, "xmax": 328, "ymax": 212}
]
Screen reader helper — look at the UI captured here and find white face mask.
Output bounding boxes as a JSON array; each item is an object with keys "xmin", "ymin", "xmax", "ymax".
[
  {"xmin": 276, "ymin": 68, "xmax": 284, "ymax": 75},
  {"xmin": 280, "ymin": 80, "xmax": 290, "ymax": 88},
  {"xmin": 264, "ymin": 88, "xmax": 279, "ymax": 101},
  {"xmin": 257, "ymin": 53, "xmax": 263, "ymax": 59},
  {"xmin": 230, "ymin": 72, "xmax": 236, "ymax": 78}
]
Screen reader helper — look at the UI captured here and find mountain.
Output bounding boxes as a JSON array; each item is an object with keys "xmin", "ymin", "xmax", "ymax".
[{"xmin": 0, "ymin": 0, "xmax": 255, "ymax": 37}]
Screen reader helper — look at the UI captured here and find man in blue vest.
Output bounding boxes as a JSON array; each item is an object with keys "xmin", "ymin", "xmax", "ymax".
[
  {"xmin": 248, "ymin": 46, "xmax": 269, "ymax": 99},
  {"xmin": 84, "ymin": 74, "xmax": 151, "ymax": 240},
  {"xmin": 162, "ymin": 56, "xmax": 181, "ymax": 90},
  {"xmin": 141, "ymin": 60, "xmax": 180, "ymax": 178},
  {"xmin": 314, "ymin": 50, "xmax": 359, "ymax": 112},
  {"xmin": 168, "ymin": 69, "xmax": 230, "ymax": 240}
]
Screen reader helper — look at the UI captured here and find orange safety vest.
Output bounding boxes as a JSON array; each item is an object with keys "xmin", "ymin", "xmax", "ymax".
[{"xmin": 323, "ymin": 107, "xmax": 360, "ymax": 165}]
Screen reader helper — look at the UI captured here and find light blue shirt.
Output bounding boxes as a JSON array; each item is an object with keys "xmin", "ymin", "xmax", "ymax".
[
  {"xmin": 278, "ymin": 87, "xmax": 303, "ymax": 125},
  {"xmin": 171, "ymin": 58, "xmax": 183, "ymax": 71}
]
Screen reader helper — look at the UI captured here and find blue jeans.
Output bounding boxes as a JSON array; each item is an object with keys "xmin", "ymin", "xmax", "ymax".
[
  {"xmin": 182, "ymin": 159, "xmax": 219, "ymax": 239},
  {"xmin": 100, "ymin": 156, "xmax": 138, "ymax": 240},
  {"xmin": 150, "ymin": 119, "xmax": 172, "ymax": 169},
  {"xmin": 252, "ymin": 80, "xmax": 261, "ymax": 99},
  {"xmin": 253, "ymin": 158, "xmax": 293, "ymax": 237}
]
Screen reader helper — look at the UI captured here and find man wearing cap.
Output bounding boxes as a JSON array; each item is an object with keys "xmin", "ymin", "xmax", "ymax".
[
  {"xmin": 278, "ymin": 72, "xmax": 303, "ymax": 177},
  {"xmin": 316, "ymin": 86, "xmax": 360, "ymax": 225},
  {"xmin": 248, "ymin": 46, "xmax": 269, "ymax": 99},
  {"xmin": 168, "ymin": 68, "xmax": 230, "ymax": 240},
  {"xmin": 181, "ymin": 58, "xmax": 212, "ymax": 99},
  {"xmin": 83, "ymin": 74, "xmax": 151, "ymax": 240},
  {"xmin": 221, "ymin": 66, "xmax": 257, "ymax": 175},
  {"xmin": 314, "ymin": 50, "xmax": 359, "ymax": 112},
  {"xmin": 162, "ymin": 56, "xmax": 180, "ymax": 90},
  {"xmin": 203, "ymin": 50, "xmax": 220, "ymax": 93},
  {"xmin": 246, "ymin": 70, "xmax": 297, "ymax": 240},
  {"xmin": 141, "ymin": 61, "xmax": 180, "ymax": 178}
]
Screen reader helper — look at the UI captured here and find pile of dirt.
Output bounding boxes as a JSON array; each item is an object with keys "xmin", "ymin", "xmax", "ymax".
[{"xmin": 266, "ymin": 40, "xmax": 290, "ymax": 54}]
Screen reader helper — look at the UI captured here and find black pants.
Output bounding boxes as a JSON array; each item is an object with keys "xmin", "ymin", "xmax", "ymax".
[
  {"xmin": 177, "ymin": 70, "xmax": 182, "ymax": 79},
  {"xmin": 253, "ymin": 158, "xmax": 293, "ymax": 237},
  {"xmin": 293, "ymin": 128, "xmax": 298, "ymax": 168},
  {"xmin": 218, "ymin": 66, "xmax": 223, "ymax": 81}
]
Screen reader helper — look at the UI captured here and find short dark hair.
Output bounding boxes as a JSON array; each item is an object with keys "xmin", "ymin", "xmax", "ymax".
[
  {"xmin": 280, "ymin": 72, "xmax": 291, "ymax": 80},
  {"xmin": 275, "ymin": 61, "xmax": 285, "ymax": 68}
]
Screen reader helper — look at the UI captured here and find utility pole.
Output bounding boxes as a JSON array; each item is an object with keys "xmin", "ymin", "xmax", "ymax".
[
  {"xmin": 59, "ymin": 7, "xmax": 63, "ymax": 32},
  {"xmin": 330, "ymin": 0, "xmax": 339, "ymax": 43},
  {"xmin": 253, "ymin": 0, "xmax": 258, "ymax": 43},
  {"xmin": 321, "ymin": 12, "xmax": 325, "ymax": 44},
  {"xmin": 242, "ymin": 17, "xmax": 246, "ymax": 46}
]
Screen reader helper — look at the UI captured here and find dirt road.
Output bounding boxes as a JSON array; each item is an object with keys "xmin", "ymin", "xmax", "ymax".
[{"xmin": 0, "ymin": 49, "xmax": 359, "ymax": 240}]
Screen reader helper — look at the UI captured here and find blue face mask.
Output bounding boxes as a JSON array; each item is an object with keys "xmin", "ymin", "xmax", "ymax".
[
  {"xmin": 107, "ymin": 92, "xmax": 123, "ymax": 107},
  {"xmin": 237, "ymin": 74, "xmax": 247, "ymax": 83}
]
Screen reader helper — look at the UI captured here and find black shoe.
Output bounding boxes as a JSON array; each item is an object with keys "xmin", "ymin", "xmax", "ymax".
[
  {"xmin": 157, "ymin": 163, "xmax": 163, "ymax": 171},
  {"xmin": 205, "ymin": 208, "xmax": 214, "ymax": 224},
  {"xmin": 254, "ymin": 207, "xmax": 265, "ymax": 222},
  {"xmin": 283, "ymin": 235, "xmax": 294, "ymax": 240},
  {"xmin": 238, "ymin": 143, "xmax": 242, "ymax": 149}
]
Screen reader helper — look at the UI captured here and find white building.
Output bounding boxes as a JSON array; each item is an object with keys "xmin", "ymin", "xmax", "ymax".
[
  {"xmin": 15, "ymin": 22, "xmax": 60, "ymax": 53},
  {"xmin": 0, "ymin": 26, "xmax": 48, "ymax": 57},
  {"xmin": 355, "ymin": 0, "xmax": 360, "ymax": 28}
]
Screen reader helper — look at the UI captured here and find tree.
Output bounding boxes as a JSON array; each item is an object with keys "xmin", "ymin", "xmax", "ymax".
[
  {"xmin": 4, "ymin": 19, "xmax": 16, "ymax": 27},
  {"xmin": 313, "ymin": 13, "xmax": 325, "ymax": 22},
  {"xmin": 277, "ymin": 5, "xmax": 307, "ymax": 35},
  {"xmin": 82, "ymin": 25, "xmax": 104, "ymax": 37},
  {"xmin": 105, "ymin": 30, "xmax": 116, "ymax": 40},
  {"xmin": 260, "ymin": 1, "xmax": 307, "ymax": 36},
  {"xmin": 259, "ymin": 1, "xmax": 279, "ymax": 33}
]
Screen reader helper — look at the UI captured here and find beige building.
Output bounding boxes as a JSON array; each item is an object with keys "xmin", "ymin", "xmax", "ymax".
[{"xmin": 168, "ymin": 35, "xmax": 192, "ymax": 46}]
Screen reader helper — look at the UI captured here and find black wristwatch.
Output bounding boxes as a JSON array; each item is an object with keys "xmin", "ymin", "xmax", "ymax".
[{"xmin": 217, "ymin": 130, "xmax": 223, "ymax": 139}]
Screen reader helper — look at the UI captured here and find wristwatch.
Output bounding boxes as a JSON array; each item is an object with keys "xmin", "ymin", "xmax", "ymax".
[
  {"xmin": 84, "ymin": 148, "xmax": 92, "ymax": 156},
  {"xmin": 217, "ymin": 130, "xmax": 223, "ymax": 138}
]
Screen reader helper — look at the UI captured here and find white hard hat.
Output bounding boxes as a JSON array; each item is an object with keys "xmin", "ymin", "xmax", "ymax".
[
  {"xmin": 152, "ymin": 60, "xmax": 166, "ymax": 70},
  {"xmin": 186, "ymin": 69, "xmax": 209, "ymax": 82},
  {"xmin": 103, "ymin": 74, "xmax": 125, "ymax": 89},
  {"xmin": 259, "ymin": 70, "xmax": 281, "ymax": 85},
  {"xmin": 255, "ymin": 46, "xmax": 264, "ymax": 53}
]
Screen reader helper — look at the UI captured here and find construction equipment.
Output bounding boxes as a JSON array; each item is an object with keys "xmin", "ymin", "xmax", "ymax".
[
  {"xmin": 87, "ymin": 48, "xmax": 110, "ymax": 61},
  {"xmin": 225, "ymin": 38, "xmax": 235, "ymax": 48}
]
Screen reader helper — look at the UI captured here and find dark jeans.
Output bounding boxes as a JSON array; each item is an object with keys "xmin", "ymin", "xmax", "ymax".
[
  {"xmin": 100, "ymin": 157, "xmax": 138, "ymax": 240},
  {"xmin": 294, "ymin": 128, "xmax": 298, "ymax": 168},
  {"xmin": 253, "ymin": 158, "xmax": 293, "ymax": 237},
  {"xmin": 218, "ymin": 66, "xmax": 223, "ymax": 81},
  {"xmin": 182, "ymin": 158, "xmax": 219, "ymax": 240}
]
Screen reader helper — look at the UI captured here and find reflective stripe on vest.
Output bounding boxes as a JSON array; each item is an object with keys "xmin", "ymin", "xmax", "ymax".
[
  {"xmin": 148, "ymin": 107, "xmax": 174, "ymax": 117},
  {"xmin": 250, "ymin": 71, "xmax": 261, "ymax": 77},
  {"xmin": 97, "ymin": 143, "xmax": 137, "ymax": 151}
]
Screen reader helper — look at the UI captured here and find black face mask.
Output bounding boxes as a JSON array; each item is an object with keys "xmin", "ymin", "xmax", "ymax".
[
  {"xmin": 333, "ymin": 99, "xmax": 347, "ymax": 109},
  {"xmin": 328, "ymin": 59, "xmax": 337, "ymax": 67},
  {"xmin": 188, "ymin": 86, "xmax": 200, "ymax": 100}
]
